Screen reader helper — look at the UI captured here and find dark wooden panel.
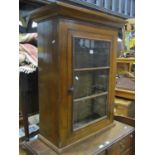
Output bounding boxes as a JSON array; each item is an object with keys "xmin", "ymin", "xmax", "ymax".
[
  {"xmin": 122, "ymin": 147, "xmax": 134, "ymax": 155},
  {"xmin": 107, "ymin": 134, "xmax": 134, "ymax": 155},
  {"xmin": 38, "ymin": 19, "xmax": 60, "ymax": 146}
]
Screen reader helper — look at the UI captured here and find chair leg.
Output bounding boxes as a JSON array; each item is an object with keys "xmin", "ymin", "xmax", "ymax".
[{"xmin": 21, "ymin": 92, "xmax": 29, "ymax": 141}]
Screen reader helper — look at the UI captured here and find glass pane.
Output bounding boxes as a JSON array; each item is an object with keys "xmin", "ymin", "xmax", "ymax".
[
  {"xmin": 74, "ymin": 70, "xmax": 109, "ymax": 99},
  {"xmin": 74, "ymin": 38, "xmax": 111, "ymax": 68},
  {"xmin": 73, "ymin": 95, "xmax": 107, "ymax": 130},
  {"xmin": 72, "ymin": 37, "xmax": 111, "ymax": 130}
]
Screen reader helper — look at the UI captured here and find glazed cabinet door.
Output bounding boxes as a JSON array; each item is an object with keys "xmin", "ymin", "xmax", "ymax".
[
  {"xmin": 67, "ymin": 28, "xmax": 116, "ymax": 137},
  {"xmin": 59, "ymin": 20, "xmax": 117, "ymax": 145},
  {"xmin": 72, "ymin": 37, "xmax": 111, "ymax": 130}
]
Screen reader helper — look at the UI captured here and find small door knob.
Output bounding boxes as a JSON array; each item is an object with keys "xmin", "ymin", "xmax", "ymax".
[{"xmin": 68, "ymin": 87, "xmax": 74, "ymax": 93}]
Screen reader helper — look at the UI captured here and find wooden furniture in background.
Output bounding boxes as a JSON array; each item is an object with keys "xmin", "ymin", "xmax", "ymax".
[
  {"xmin": 114, "ymin": 115, "xmax": 135, "ymax": 127},
  {"xmin": 115, "ymin": 89, "xmax": 135, "ymax": 100},
  {"xmin": 115, "ymin": 58, "xmax": 135, "ymax": 100},
  {"xmin": 115, "ymin": 58, "xmax": 135, "ymax": 118},
  {"xmin": 116, "ymin": 58, "xmax": 135, "ymax": 75},
  {"xmin": 19, "ymin": 71, "xmax": 39, "ymax": 141},
  {"xmin": 114, "ymin": 98, "xmax": 135, "ymax": 118}
]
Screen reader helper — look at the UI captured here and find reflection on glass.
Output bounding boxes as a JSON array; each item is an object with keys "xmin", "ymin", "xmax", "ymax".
[
  {"xmin": 74, "ymin": 70, "xmax": 109, "ymax": 99},
  {"xmin": 72, "ymin": 37, "xmax": 111, "ymax": 130},
  {"xmin": 74, "ymin": 38, "xmax": 111, "ymax": 68},
  {"xmin": 73, "ymin": 95, "xmax": 107, "ymax": 129}
]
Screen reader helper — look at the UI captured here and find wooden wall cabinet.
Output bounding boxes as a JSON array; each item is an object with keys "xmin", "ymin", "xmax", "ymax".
[{"xmin": 27, "ymin": 1, "xmax": 131, "ymax": 154}]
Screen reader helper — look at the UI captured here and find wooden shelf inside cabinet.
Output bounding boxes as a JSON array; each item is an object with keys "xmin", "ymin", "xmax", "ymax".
[
  {"xmin": 74, "ymin": 66, "xmax": 110, "ymax": 72},
  {"xmin": 74, "ymin": 92, "xmax": 108, "ymax": 102}
]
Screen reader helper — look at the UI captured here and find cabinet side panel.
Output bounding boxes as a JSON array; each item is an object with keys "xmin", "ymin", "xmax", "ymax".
[{"xmin": 38, "ymin": 19, "xmax": 59, "ymax": 146}]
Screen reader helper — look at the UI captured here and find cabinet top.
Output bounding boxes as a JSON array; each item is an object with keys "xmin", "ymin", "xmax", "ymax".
[{"xmin": 30, "ymin": 1, "xmax": 125, "ymax": 28}]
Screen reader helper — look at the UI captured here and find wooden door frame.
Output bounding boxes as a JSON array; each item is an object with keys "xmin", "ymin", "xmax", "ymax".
[{"xmin": 58, "ymin": 19, "xmax": 118, "ymax": 146}]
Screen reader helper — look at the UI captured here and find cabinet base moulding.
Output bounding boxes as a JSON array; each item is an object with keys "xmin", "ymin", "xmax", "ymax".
[
  {"xmin": 24, "ymin": 121, "xmax": 134, "ymax": 155},
  {"xmin": 38, "ymin": 122, "xmax": 115, "ymax": 154}
]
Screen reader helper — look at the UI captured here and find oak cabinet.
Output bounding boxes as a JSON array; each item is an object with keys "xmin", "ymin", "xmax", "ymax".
[{"xmin": 29, "ymin": 0, "xmax": 128, "ymax": 153}]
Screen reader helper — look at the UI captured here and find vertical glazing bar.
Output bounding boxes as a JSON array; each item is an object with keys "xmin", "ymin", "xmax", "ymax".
[
  {"xmin": 95, "ymin": 0, "xmax": 100, "ymax": 6},
  {"xmin": 125, "ymin": 0, "xmax": 128, "ymax": 15},
  {"xmin": 133, "ymin": 0, "xmax": 135, "ymax": 16},
  {"xmin": 128, "ymin": 0, "xmax": 131, "ymax": 16},
  {"xmin": 130, "ymin": 0, "xmax": 133, "ymax": 17},
  {"xmin": 112, "ymin": 0, "xmax": 116, "ymax": 11},
  {"xmin": 118, "ymin": 0, "xmax": 122, "ymax": 14},
  {"xmin": 104, "ymin": 0, "xmax": 109, "ymax": 9}
]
